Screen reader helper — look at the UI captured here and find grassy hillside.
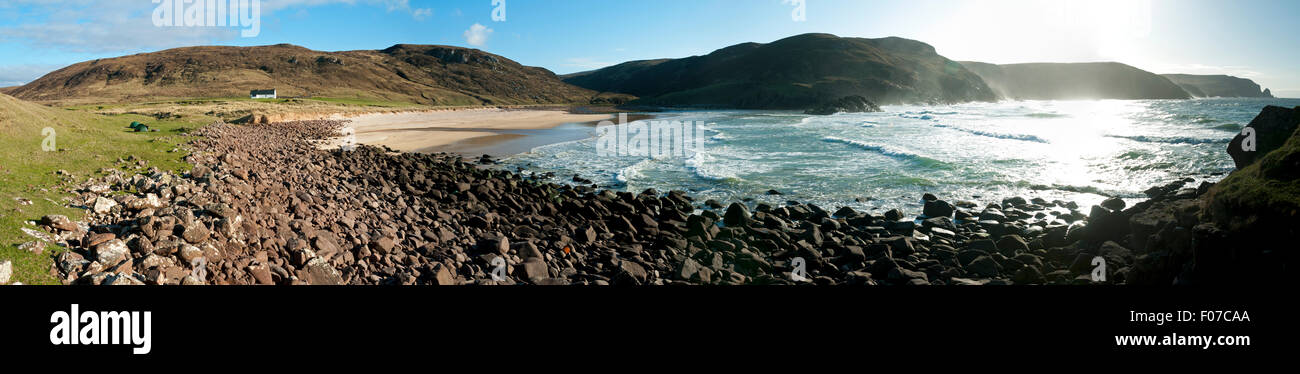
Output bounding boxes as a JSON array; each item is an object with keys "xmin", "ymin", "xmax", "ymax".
[
  {"xmin": 0, "ymin": 94, "xmax": 211, "ymax": 284},
  {"xmin": 1162, "ymin": 74, "xmax": 1273, "ymax": 98},
  {"xmin": 8, "ymin": 44, "xmax": 630, "ymax": 106},
  {"xmin": 562, "ymin": 33, "xmax": 997, "ymax": 108},
  {"xmin": 960, "ymin": 61, "xmax": 1191, "ymax": 100}
]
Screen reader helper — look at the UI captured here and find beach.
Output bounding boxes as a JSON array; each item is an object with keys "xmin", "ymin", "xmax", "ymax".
[{"xmin": 342, "ymin": 108, "xmax": 613, "ymax": 156}]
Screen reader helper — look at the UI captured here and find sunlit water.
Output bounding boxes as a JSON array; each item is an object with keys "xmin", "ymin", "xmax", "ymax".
[{"xmin": 498, "ymin": 98, "xmax": 1300, "ymax": 214}]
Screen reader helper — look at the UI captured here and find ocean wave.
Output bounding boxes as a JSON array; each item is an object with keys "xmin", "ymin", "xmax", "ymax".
[
  {"xmin": 821, "ymin": 136, "xmax": 949, "ymax": 168},
  {"xmin": 932, "ymin": 124, "xmax": 1049, "ymax": 143},
  {"xmin": 615, "ymin": 159, "xmax": 654, "ymax": 183},
  {"xmin": 684, "ymin": 152, "xmax": 742, "ymax": 182},
  {"xmin": 1105, "ymin": 134, "xmax": 1225, "ymax": 145}
]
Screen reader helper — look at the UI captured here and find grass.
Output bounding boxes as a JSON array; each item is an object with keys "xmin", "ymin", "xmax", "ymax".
[
  {"xmin": 1, "ymin": 94, "xmax": 600, "ymax": 284},
  {"xmin": 1, "ymin": 96, "xmax": 210, "ymax": 284}
]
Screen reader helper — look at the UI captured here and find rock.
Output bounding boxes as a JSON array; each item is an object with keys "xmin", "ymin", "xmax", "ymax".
[
  {"xmin": 19, "ymin": 241, "xmax": 45, "ymax": 255},
  {"xmin": 0, "ymin": 260, "xmax": 11, "ymax": 285},
  {"xmin": 247, "ymin": 265, "xmax": 274, "ymax": 285},
  {"xmin": 613, "ymin": 261, "xmax": 648, "ymax": 285},
  {"xmin": 1012, "ymin": 266, "xmax": 1044, "ymax": 284},
  {"xmin": 369, "ymin": 236, "xmax": 396, "ymax": 255},
  {"xmin": 181, "ymin": 222, "xmax": 210, "ymax": 244},
  {"xmin": 312, "ymin": 235, "xmax": 342, "ymax": 259},
  {"xmin": 883, "ymin": 209, "xmax": 904, "ymax": 222},
  {"xmin": 1227, "ymin": 105, "xmax": 1299, "ymax": 169},
  {"xmin": 519, "ymin": 258, "xmax": 549, "ymax": 281},
  {"xmin": 994, "ymin": 235, "xmax": 1029, "ymax": 257},
  {"xmin": 433, "ymin": 262, "xmax": 458, "ymax": 285},
  {"xmin": 923, "ymin": 199, "xmax": 955, "ymax": 218},
  {"xmin": 723, "ymin": 203, "xmax": 751, "ymax": 227},
  {"xmin": 966, "ymin": 256, "xmax": 1000, "ymax": 278},
  {"xmin": 304, "ymin": 258, "xmax": 342, "ymax": 285},
  {"xmin": 92, "ymin": 197, "xmax": 117, "ymax": 214},
  {"xmin": 94, "ymin": 239, "xmax": 130, "ymax": 266},
  {"xmin": 1100, "ymin": 197, "xmax": 1126, "ymax": 211},
  {"xmin": 804, "ymin": 95, "xmax": 882, "ymax": 115},
  {"xmin": 178, "ymin": 244, "xmax": 203, "ymax": 264},
  {"xmin": 86, "ymin": 232, "xmax": 115, "ymax": 247},
  {"xmin": 40, "ymin": 215, "xmax": 78, "ymax": 232}
]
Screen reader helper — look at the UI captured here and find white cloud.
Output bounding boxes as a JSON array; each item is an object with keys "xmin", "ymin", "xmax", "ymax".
[
  {"xmin": 463, "ymin": 23, "xmax": 493, "ymax": 47},
  {"xmin": 0, "ymin": 64, "xmax": 64, "ymax": 87},
  {"xmin": 412, "ymin": 8, "xmax": 433, "ymax": 21}
]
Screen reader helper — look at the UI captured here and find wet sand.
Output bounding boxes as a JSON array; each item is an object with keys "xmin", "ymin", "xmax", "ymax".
[{"xmin": 344, "ymin": 108, "xmax": 614, "ymax": 156}]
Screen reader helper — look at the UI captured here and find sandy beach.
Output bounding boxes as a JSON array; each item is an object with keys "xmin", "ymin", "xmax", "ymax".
[{"xmin": 341, "ymin": 108, "xmax": 612, "ymax": 156}]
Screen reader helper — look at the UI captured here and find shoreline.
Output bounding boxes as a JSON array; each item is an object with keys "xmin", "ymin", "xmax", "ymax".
[
  {"xmin": 32, "ymin": 118, "xmax": 1233, "ymax": 286},
  {"xmin": 340, "ymin": 108, "xmax": 614, "ymax": 157},
  {"xmin": 329, "ymin": 108, "xmax": 656, "ymax": 157}
]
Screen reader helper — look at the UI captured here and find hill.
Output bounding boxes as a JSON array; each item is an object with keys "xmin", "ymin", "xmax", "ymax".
[
  {"xmin": 562, "ymin": 33, "xmax": 997, "ymax": 109},
  {"xmin": 1161, "ymin": 74, "xmax": 1274, "ymax": 98},
  {"xmin": 7, "ymin": 44, "xmax": 626, "ymax": 106},
  {"xmin": 958, "ymin": 62, "xmax": 1191, "ymax": 100}
]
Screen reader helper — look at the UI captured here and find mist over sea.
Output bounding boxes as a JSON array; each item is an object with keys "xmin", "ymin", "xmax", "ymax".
[{"xmin": 500, "ymin": 98, "xmax": 1300, "ymax": 214}]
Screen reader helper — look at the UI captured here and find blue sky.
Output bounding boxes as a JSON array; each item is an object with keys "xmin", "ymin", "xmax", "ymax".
[{"xmin": 1, "ymin": 0, "xmax": 1298, "ymax": 97}]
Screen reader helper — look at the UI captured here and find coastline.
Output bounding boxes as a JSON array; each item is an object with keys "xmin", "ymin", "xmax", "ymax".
[
  {"xmin": 335, "ymin": 108, "xmax": 655, "ymax": 157},
  {"xmin": 34, "ymin": 103, "xmax": 1297, "ymax": 285},
  {"xmin": 342, "ymin": 108, "xmax": 612, "ymax": 156}
]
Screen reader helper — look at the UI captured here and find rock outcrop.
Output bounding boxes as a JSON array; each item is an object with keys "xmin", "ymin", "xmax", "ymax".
[
  {"xmin": 803, "ymin": 95, "xmax": 881, "ymax": 115},
  {"xmin": 1162, "ymin": 74, "xmax": 1274, "ymax": 98},
  {"xmin": 1228, "ymin": 106, "xmax": 1300, "ymax": 169}
]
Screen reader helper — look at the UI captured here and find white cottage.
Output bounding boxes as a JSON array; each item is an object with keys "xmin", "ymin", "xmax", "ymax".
[{"xmin": 250, "ymin": 89, "xmax": 277, "ymax": 99}]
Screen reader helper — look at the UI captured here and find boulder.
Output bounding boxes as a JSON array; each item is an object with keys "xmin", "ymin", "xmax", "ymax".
[{"xmin": 1227, "ymin": 105, "xmax": 1300, "ymax": 169}]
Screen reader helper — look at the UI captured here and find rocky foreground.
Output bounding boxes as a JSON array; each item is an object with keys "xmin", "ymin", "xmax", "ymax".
[{"xmin": 25, "ymin": 106, "xmax": 1298, "ymax": 285}]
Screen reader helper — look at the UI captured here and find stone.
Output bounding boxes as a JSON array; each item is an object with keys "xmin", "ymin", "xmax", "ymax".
[
  {"xmin": 94, "ymin": 239, "xmax": 130, "ymax": 266},
  {"xmin": 93, "ymin": 197, "xmax": 118, "ymax": 214},
  {"xmin": 247, "ymin": 265, "xmax": 274, "ymax": 285},
  {"xmin": 923, "ymin": 199, "xmax": 955, "ymax": 218},
  {"xmin": 181, "ymin": 222, "xmax": 210, "ymax": 244},
  {"xmin": 0, "ymin": 260, "xmax": 11, "ymax": 285},
  {"xmin": 86, "ymin": 232, "xmax": 116, "ymax": 247},
  {"xmin": 1100, "ymin": 197, "xmax": 1126, "ymax": 211},
  {"xmin": 19, "ymin": 241, "xmax": 45, "ymax": 255},
  {"xmin": 1227, "ymin": 105, "xmax": 1300, "ymax": 169},
  {"xmin": 369, "ymin": 236, "xmax": 396, "ymax": 255},
  {"xmin": 995, "ymin": 235, "xmax": 1029, "ymax": 257},
  {"xmin": 304, "ymin": 258, "xmax": 342, "ymax": 285},
  {"xmin": 613, "ymin": 260, "xmax": 648, "ymax": 285},
  {"xmin": 40, "ymin": 215, "xmax": 78, "ymax": 232},
  {"xmin": 1013, "ymin": 265, "xmax": 1045, "ymax": 284},
  {"xmin": 966, "ymin": 256, "xmax": 1001, "ymax": 278},
  {"xmin": 723, "ymin": 203, "xmax": 752, "ymax": 227},
  {"xmin": 519, "ymin": 258, "xmax": 549, "ymax": 280}
]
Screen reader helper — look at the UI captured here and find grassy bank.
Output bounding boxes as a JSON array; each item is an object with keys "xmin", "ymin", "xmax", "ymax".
[
  {"xmin": 1, "ymin": 96, "xmax": 208, "ymax": 284},
  {"xmin": 0, "ymin": 95, "xmax": 441, "ymax": 284}
]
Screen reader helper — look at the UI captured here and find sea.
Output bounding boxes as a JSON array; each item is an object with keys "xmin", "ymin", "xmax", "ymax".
[{"xmin": 497, "ymin": 98, "xmax": 1300, "ymax": 215}]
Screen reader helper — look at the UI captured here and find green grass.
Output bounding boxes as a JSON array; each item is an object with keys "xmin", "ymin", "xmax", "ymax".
[{"xmin": 1, "ymin": 99, "xmax": 210, "ymax": 284}]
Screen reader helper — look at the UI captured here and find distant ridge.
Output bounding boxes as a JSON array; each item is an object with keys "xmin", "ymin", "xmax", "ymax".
[
  {"xmin": 958, "ymin": 61, "xmax": 1191, "ymax": 100},
  {"xmin": 562, "ymin": 33, "xmax": 997, "ymax": 109},
  {"xmin": 8, "ymin": 44, "xmax": 627, "ymax": 106},
  {"xmin": 1161, "ymin": 74, "xmax": 1274, "ymax": 98}
]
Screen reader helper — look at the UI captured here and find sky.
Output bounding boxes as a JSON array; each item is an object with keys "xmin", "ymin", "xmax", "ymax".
[{"xmin": 1, "ymin": 0, "xmax": 1297, "ymax": 97}]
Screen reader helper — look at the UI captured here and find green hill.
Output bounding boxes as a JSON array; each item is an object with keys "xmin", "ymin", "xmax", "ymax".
[
  {"xmin": 563, "ymin": 33, "xmax": 997, "ymax": 109},
  {"xmin": 959, "ymin": 61, "xmax": 1191, "ymax": 100}
]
